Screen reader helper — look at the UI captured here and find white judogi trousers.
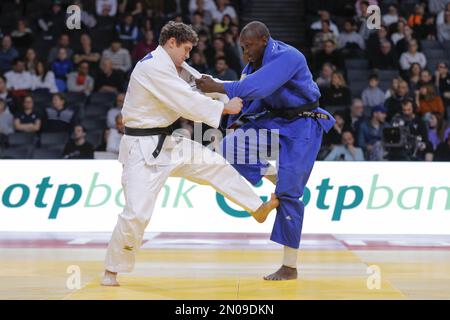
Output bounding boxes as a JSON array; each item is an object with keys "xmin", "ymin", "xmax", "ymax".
[{"xmin": 104, "ymin": 133, "xmax": 263, "ymax": 272}]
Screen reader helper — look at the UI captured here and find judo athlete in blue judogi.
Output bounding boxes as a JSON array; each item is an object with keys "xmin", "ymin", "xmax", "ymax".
[{"xmin": 196, "ymin": 21, "xmax": 335, "ymax": 280}]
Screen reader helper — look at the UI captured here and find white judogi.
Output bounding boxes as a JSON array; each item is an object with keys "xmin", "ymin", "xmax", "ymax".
[{"xmin": 104, "ymin": 46, "xmax": 263, "ymax": 273}]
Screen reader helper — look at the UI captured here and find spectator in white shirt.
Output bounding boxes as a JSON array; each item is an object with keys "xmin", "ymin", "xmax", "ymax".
[
  {"xmin": 382, "ymin": 5, "xmax": 399, "ymax": 26},
  {"xmin": 400, "ymin": 39, "xmax": 427, "ymax": 70},
  {"xmin": 436, "ymin": 2, "xmax": 450, "ymax": 25},
  {"xmin": 105, "ymin": 113, "xmax": 124, "ymax": 154},
  {"xmin": 101, "ymin": 39, "xmax": 132, "ymax": 72},
  {"xmin": 106, "ymin": 92, "xmax": 124, "ymax": 129},
  {"xmin": 32, "ymin": 61, "xmax": 58, "ymax": 94},
  {"xmin": 213, "ymin": 0, "xmax": 238, "ymax": 25},
  {"xmin": 96, "ymin": 0, "xmax": 118, "ymax": 17},
  {"xmin": 4, "ymin": 58, "xmax": 33, "ymax": 91},
  {"xmin": 438, "ymin": 10, "xmax": 450, "ymax": 42},
  {"xmin": 311, "ymin": 10, "xmax": 340, "ymax": 36}
]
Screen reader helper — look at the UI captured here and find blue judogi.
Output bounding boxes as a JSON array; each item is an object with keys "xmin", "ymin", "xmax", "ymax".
[{"xmin": 220, "ymin": 37, "xmax": 335, "ymax": 249}]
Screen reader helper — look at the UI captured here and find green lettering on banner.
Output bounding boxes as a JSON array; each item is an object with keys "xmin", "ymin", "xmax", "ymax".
[
  {"xmin": 367, "ymin": 174, "xmax": 393, "ymax": 209},
  {"xmin": 427, "ymin": 187, "xmax": 450, "ymax": 210},
  {"xmin": 332, "ymin": 185, "xmax": 363, "ymax": 221},
  {"xmin": 48, "ymin": 184, "xmax": 82, "ymax": 219},
  {"xmin": 316, "ymin": 178, "xmax": 333, "ymax": 209},
  {"xmin": 35, "ymin": 177, "xmax": 53, "ymax": 208},
  {"xmin": 398, "ymin": 186, "xmax": 423, "ymax": 210},
  {"xmin": 160, "ymin": 185, "xmax": 170, "ymax": 208},
  {"xmin": 85, "ymin": 172, "xmax": 111, "ymax": 207},
  {"xmin": 2, "ymin": 184, "xmax": 30, "ymax": 208},
  {"xmin": 173, "ymin": 179, "xmax": 196, "ymax": 208}
]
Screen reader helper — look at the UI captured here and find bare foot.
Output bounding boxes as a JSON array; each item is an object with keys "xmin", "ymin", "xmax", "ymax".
[
  {"xmin": 264, "ymin": 265, "xmax": 298, "ymax": 281},
  {"xmin": 101, "ymin": 270, "xmax": 120, "ymax": 286},
  {"xmin": 251, "ymin": 193, "xmax": 279, "ymax": 223}
]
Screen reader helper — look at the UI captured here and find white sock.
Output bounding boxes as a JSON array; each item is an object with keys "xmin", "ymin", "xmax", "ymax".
[{"xmin": 282, "ymin": 246, "xmax": 298, "ymax": 268}]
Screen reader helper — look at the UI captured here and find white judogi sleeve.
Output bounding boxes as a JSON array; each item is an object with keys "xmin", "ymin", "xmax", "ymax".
[{"xmin": 131, "ymin": 47, "xmax": 225, "ymax": 129}]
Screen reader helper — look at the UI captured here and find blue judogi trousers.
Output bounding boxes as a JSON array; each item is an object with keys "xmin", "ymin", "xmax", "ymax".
[{"xmin": 221, "ymin": 116, "xmax": 324, "ymax": 249}]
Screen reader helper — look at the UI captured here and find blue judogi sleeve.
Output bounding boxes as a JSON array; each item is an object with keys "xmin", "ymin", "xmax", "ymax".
[{"xmin": 223, "ymin": 51, "xmax": 302, "ymax": 100}]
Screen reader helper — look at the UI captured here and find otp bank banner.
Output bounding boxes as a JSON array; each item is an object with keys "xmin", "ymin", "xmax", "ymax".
[{"xmin": 0, "ymin": 160, "xmax": 449, "ymax": 234}]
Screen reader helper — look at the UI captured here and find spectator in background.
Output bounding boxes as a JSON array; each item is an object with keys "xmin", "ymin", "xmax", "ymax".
[
  {"xmin": 62, "ymin": 125, "xmax": 94, "ymax": 159},
  {"xmin": 388, "ymin": 99, "xmax": 433, "ymax": 161},
  {"xmin": 435, "ymin": 61, "xmax": 450, "ymax": 106},
  {"xmin": 429, "ymin": 0, "xmax": 450, "ymax": 15},
  {"xmin": 189, "ymin": 50, "xmax": 209, "ymax": 73},
  {"xmin": 383, "ymin": 4, "xmax": 399, "ymax": 27},
  {"xmin": 316, "ymin": 62, "xmax": 335, "ymax": 88},
  {"xmin": 51, "ymin": 48, "xmax": 73, "ymax": 92},
  {"xmin": 116, "ymin": 13, "xmax": 139, "ymax": 51},
  {"xmin": 13, "ymin": 95, "xmax": 41, "ymax": 133},
  {"xmin": 356, "ymin": 1, "xmax": 376, "ymax": 41},
  {"xmin": 209, "ymin": 56, "xmax": 237, "ymax": 80},
  {"xmin": 101, "ymin": 39, "xmax": 132, "ymax": 73},
  {"xmin": 73, "ymin": 34, "xmax": 101, "ymax": 71},
  {"xmin": 407, "ymin": 4, "xmax": 426, "ymax": 36},
  {"xmin": 344, "ymin": 98, "xmax": 366, "ymax": 133},
  {"xmin": 213, "ymin": 14, "xmax": 232, "ymax": 35},
  {"xmin": 320, "ymin": 72, "xmax": 351, "ymax": 106},
  {"xmin": 385, "ymin": 79, "xmax": 409, "ymax": 120},
  {"xmin": 190, "ymin": 0, "xmax": 215, "ymax": 26},
  {"xmin": 371, "ymin": 40, "xmax": 398, "ymax": 70},
  {"xmin": 385, "ymin": 75, "xmax": 402, "ymax": 99},
  {"xmin": 32, "ymin": 61, "xmax": 58, "ymax": 94},
  {"xmin": 5, "ymin": 58, "xmax": 33, "ymax": 92},
  {"xmin": 322, "ymin": 111, "xmax": 346, "ymax": 147},
  {"xmin": 24, "ymin": 48, "xmax": 38, "ymax": 75},
  {"xmin": 213, "ymin": 0, "xmax": 238, "ymax": 25},
  {"xmin": 105, "ymin": 114, "xmax": 124, "ymax": 154},
  {"xmin": 95, "ymin": 58, "xmax": 124, "ymax": 93},
  {"xmin": 0, "ymin": 35, "xmax": 19, "ymax": 73},
  {"xmin": 367, "ymin": 25, "xmax": 391, "ymax": 64},
  {"xmin": 357, "ymin": 105, "xmax": 387, "ymax": 160},
  {"xmin": 106, "ymin": 93, "xmax": 125, "ymax": 129},
  {"xmin": 427, "ymin": 112, "xmax": 450, "ymax": 150},
  {"xmin": 205, "ymin": 36, "xmax": 241, "ymax": 74},
  {"xmin": 72, "ymin": 0, "xmax": 97, "ymax": 29},
  {"xmin": 96, "ymin": 0, "xmax": 118, "ymax": 17},
  {"xmin": 408, "ymin": 62, "xmax": 422, "ymax": 92},
  {"xmin": 0, "ymin": 76, "xmax": 11, "ymax": 103},
  {"xmin": 0, "ymin": 99, "xmax": 14, "ymax": 145},
  {"xmin": 396, "ymin": 24, "xmax": 415, "ymax": 55},
  {"xmin": 362, "ymin": 74, "xmax": 386, "ymax": 109},
  {"xmin": 434, "ymin": 136, "xmax": 450, "ymax": 161},
  {"xmin": 391, "ymin": 19, "xmax": 406, "ymax": 45},
  {"xmin": 437, "ymin": 10, "xmax": 450, "ymax": 43},
  {"xmin": 313, "ymin": 40, "xmax": 343, "ymax": 73},
  {"xmin": 312, "ymin": 20, "xmax": 337, "ymax": 54},
  {"xmin": 48, "ymin": 34, "xmax": 74, "ymax": 64},
  {"xmin": 400, "ymin": 39, "xmax": 427, "ymax": 71},
  {"xmin": 67, "ymin": 62, "xmax": 95, "ymax": 95},
  {"xmin": 131, "ymin": 30, "xmax": 157, "ymax": 63},
  {"xmin": 11, "ymin": 18, "xmax": 33, "ymax": 56},
  {"xmin": 191, "ymin": 11, "xmax": 211, "ymax": 39},
  {"xmin": 37, "ymin": 0, "xmax": 66, "ymax": 42},
  {"xmin": 419, "ymin": 69, "xmax": 434, "ymax": 87},
  {"xmin": 436, "ymin": 2, "xmax": 450, "ymax": 25},
  {"xmin": 336, "ymin": 20, "xmax": 365, "ymax": 57},
  {"xmin": 416, "ymin": 83, "xmax": 445, "ymax": 116},
  {"xmin": 310, "ymin": 10, "xmax": 340, "ymax": 36},
  {"xmin": 44, "ymin": 93, "xmax": 75, "ymax": 133},
  {"xmin": 324, "ymin": 131, "xmax": 365, "ymax": 161}
]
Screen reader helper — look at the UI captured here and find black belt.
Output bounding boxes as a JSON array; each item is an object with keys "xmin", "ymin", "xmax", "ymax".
[
  {"xmin": 267, "ymin": 101, "xmax": 329, "ymax": 120},
  {"xmin": 124, "ymin": 125, "xmax": 174, "ymax": 158}
]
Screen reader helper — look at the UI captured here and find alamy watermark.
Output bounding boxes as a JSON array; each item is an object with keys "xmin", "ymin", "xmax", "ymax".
[
  {"xmin": 367, "ymin": 5, "xmax": 381, "ymax": 30},
  {"xmin": 66, "ymin": 5, "xmax": 81, "ymax": 30}
]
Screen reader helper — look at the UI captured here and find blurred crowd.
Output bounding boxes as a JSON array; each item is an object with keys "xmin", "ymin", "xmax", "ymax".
[{"xmin": 0, "ymin": 0, "xmax": 450, "ymax": 162}]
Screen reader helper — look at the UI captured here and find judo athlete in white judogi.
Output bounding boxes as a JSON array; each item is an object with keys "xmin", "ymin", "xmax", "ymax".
[{"xmin": 102, "ymin": 22, "xmax": 279, "ymax": 286}]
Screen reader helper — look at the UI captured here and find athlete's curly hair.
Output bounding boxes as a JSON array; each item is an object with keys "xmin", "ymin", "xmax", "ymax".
[{"xmin": 159, "ymin": 21, "xmax": 198, "ymax": 46}]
